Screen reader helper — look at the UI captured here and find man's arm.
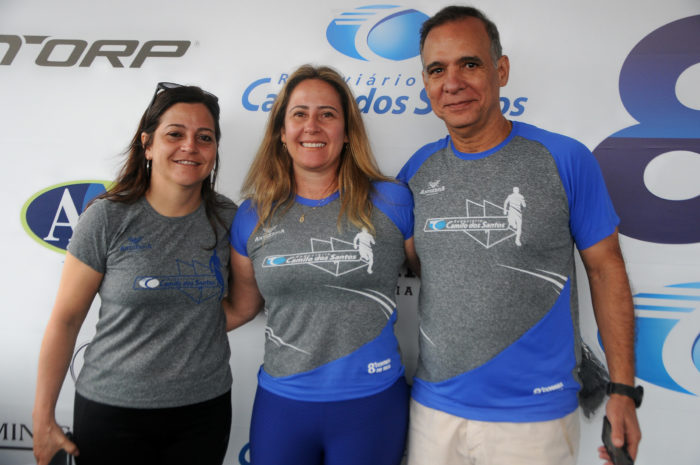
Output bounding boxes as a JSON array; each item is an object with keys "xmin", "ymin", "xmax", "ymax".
[{"xmin": 579, "ymin": 229, "xmax": 641, "ymax": 462}]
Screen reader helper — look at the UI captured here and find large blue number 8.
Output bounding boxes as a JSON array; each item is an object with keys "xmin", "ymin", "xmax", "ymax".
[{"xmin": 593, "ymin": 15, "xmax": 700, "ymax": 244}]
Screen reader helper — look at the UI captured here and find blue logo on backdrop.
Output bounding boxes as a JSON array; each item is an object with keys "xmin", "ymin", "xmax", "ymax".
[
  {"xmin": 21, "ymin": 181, "xmax": 109, "ymax": 253},
  {"xmin": 326, "ymin": 5, "xmax": 429, "ymax": 61},
  {"xmin": 240, "ymin": 4, "xmax": 527, "ymax": 117},
  {"xmin": 593, "ymin": 15, "xmax": 700, "ymax": 244},
  {"xmin": 620, "ymin": 281, "xmax": 700, "ymax": 395}
]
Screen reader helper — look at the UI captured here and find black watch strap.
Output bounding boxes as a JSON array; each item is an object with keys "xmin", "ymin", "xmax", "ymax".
[{"xmin": 606, "ymin": 382, "xmax": 643, "ymax": 408}]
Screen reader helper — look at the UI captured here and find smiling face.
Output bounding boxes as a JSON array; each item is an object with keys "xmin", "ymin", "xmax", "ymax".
[
  {"xmin": 280, "ymin": 79, "xmax": 348, "ymax": 180},
  {"xmin": 422, "ymin": 17, "xmax": 509, "ymax": 146},
  {"xmin": 143, "ymin": 102, "xmax": 217, "ymax": 193}
]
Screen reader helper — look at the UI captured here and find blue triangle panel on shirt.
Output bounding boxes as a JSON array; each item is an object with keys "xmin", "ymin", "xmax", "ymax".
[
  {"xmin": 412, "ymin": 280, "xmax": 580, "ymax": 422},
  {"xmin": 258, "ymin": 311, "xmax": 405, "ymax": 402}
]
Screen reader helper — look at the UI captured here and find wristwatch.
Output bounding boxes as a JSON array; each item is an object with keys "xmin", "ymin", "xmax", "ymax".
[{"xmin": 606, "ymin": 382, "xmax": 644, "ymax": 408}]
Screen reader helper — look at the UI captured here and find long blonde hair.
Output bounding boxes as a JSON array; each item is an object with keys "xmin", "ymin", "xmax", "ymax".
[{"xmin": 241, "ymin": 64, "xmax": 391, "ymax": 233}]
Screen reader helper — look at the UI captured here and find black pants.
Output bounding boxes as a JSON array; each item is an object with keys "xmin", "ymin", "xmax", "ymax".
[{"xmin": 73, "ymin": 391, "xmax": 232, "ymax": 465}]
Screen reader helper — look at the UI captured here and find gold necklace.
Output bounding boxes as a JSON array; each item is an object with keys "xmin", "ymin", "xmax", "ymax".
[
  {"xmin": 299, "ymin": 200, "xmax": 323, "ymax": 223},
  {"xmin": 297, "ymin": 185, "xmax": 338, "ymax": 223}
]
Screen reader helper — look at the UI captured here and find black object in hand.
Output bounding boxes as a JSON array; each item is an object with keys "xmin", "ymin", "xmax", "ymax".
[
  {"xmin": 48, "ymin": 433, "xmax": 74, "ymax": 465},
  {"xmin": 602, "ymin": 416, "xmax": 633, "ymax": 465}
]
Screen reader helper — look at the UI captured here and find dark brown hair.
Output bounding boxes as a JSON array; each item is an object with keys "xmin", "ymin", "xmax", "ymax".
[{"xmin": 97, "ymin": 84, "xmax": 228, "ymax": 247}]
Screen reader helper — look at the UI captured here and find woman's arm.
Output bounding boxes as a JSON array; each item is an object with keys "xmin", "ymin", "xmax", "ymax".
[
  {"xmin": 223, "ymin": 246, "xmax": 264, "ymax": 331},
  {"xmin": 404, "ymin": 237, "xmax": 421, "ymax": 277},
  {"xmin": 33, "ymin": 252, "xmax": 103, "ymax": 465}
]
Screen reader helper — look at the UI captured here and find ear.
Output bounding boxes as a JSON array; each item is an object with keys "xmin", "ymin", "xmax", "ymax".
[
  {"xmin": 497, "ymin": 55, "xmax": 510, "ymax": 87},
  {"xmin": 141, "ymin": 132, "xmax": 151, "ymax": 159},
  {"xmin": 280, "ymin": 127, "xmax": 287, "ymax": 145}
]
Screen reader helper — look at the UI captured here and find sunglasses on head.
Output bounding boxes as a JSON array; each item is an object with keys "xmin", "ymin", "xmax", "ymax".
[{"xmin": 147, "ymin": 81, "xmax": 219, "ymax": 109}]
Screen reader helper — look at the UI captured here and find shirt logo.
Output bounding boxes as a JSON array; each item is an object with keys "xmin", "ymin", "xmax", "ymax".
[
  {"xmin": 533, "ymin": 382, "xmax": 564, "ymax": 395},
  {"xmin": 134, "ymin": 252, "xmax": 224, "ymax": 303},
  {"xmin": 254, "ymin": 225, "xmax": 286, "ymax": 242},
  {"xmin": 120, "ymin": 236, "xmax": 153, "ymax": 252},
  {"xmin": 263, "ymin": 232, "xmax": 375, "ymax": 276},
  {"xmin": 418, "ymin": 180, "xmax": 446, "ymax": 196},
  {"xmin": 368, "ymin": 358, "xmax": 392, "ymax": 374},
  {"xmin": 424, "ymin": 187, "xmax": 526, "ymax": 248}
]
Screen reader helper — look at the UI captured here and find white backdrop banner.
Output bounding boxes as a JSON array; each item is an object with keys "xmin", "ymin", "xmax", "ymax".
[{"xmin": 1, "ymin": 1, "xmax": 699, "ymax": 464}]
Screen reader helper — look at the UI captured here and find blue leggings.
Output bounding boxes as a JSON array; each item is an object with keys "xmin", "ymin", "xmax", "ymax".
[{"xmin": 250, "ymin": 377, "xmax": 409, "ymax": 465}]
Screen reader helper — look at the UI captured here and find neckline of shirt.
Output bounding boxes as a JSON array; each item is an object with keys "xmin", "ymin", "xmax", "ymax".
[
  {"xmin": 450, "ymin": 120, "xmax": 518, "ymax": 161},
  {"xmin": 295, "ymin": 191, "xmax": 340, "ymax": 207},
  {"xmin": 139, "ymin": 196, "xmax": 204, "ymax": 222}
]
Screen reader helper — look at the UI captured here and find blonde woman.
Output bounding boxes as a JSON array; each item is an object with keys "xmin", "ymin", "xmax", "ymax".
[{"xmin": 225, "ymin": 65, "xmax": 419, "ymax": 465}]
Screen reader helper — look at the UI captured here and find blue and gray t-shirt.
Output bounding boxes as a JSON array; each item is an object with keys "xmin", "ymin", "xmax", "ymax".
[
  {"xmin": 398, "ymin": 121, "xmax": 618, "ymax": 422},
  {"xmin": 230, "ymin": 181, "xmax": 413, "ymax": 402}
]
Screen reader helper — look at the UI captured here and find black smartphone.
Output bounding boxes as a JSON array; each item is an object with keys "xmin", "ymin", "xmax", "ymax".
[
  {"xmin": 48, "ymin": 448, "xmax": 69, "ymax": 465},
  {"xmin": 602, "ymin": 416, "xmax": 633, "ymax": 465},
  {"xmin": 48, "ymin": 433, "xmax": 74, "ymax": 465}
]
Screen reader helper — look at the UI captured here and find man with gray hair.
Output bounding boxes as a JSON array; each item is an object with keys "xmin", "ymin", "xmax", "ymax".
[{"xmin": 398, "ymin": 5, "xmax": 641, "ymax": 464}]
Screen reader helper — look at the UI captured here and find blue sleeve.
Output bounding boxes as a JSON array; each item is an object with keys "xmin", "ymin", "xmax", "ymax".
[
  {"xmin": 397, "ymin": 136, "xmax": 450, "ymax": 184},
  {"xmin": 371, "ymin": 181, "xmax": 414, "ymax": 239},
  {"xmin": 229, "ymin": 199, "xmax": 259, "ymax": 257},
  {"xmin": 524, "ymin": 125, "xmax": 619, "ymax": 250}
]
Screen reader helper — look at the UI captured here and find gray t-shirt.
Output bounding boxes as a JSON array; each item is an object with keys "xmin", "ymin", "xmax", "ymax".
[
  {"xmin": 231, "ymin": 182, "xmax": 413, "ymax": 401},
  {"xmin": 68, "ymin": 195, "xmax": 237, "ymax": 408},
  {"xmin": 397, "ymin": 121, "xmax": 619, "ymax": 421}
]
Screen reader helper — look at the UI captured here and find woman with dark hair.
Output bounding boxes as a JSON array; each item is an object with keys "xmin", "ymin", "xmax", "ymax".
[
  {"xmin": 32, "ymin": 83, "xmax": 236, "ymax": 465},
  {"xmin": 224, "ymin": 64, "xmax": 419, "ymax": 465}
]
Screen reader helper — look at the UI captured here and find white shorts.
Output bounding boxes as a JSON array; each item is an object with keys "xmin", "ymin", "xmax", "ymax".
[{"xmin": 406, "ymin": 399, "xmax": 580, "ymax": 465}]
